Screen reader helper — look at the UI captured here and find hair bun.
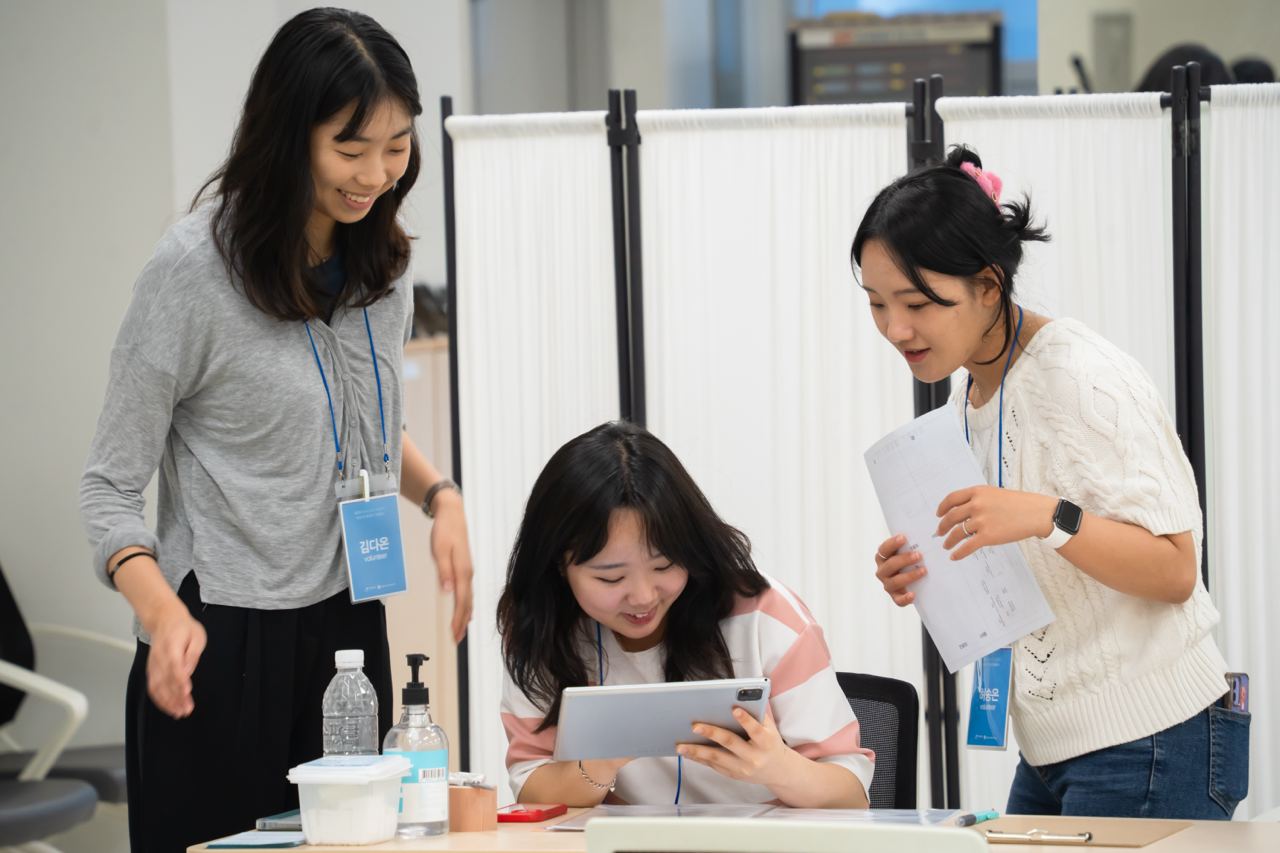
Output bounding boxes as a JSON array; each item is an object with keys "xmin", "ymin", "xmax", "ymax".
[{"xmin": 944, "ymin": 144, "xmax": 982, "ymax": 171}]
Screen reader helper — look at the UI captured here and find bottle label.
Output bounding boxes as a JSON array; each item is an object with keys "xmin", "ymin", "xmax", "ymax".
[{"xmin": 385, "ymin": 749, "xmax": 448, "ymax": 823}]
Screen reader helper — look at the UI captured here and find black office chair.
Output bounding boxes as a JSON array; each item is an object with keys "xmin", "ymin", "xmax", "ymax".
[
  {"xmin": 0, "ymin": 565, "xmax": 99, "ymax": 848},
  {"xmin": 0, "ymin": 561, "xmax": 129, "ymax": 805},
  {"xmin": 836, "ymin": 671, "xmax": 919, "ymax": 809}
]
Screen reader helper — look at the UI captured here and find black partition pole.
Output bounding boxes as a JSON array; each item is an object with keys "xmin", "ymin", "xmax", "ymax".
[
  {"xmin": 606, "ymin": 89, "xmax": 646, "ymax": 426},
  {"xmin": 907, "ymin": 79, "xmax": 941, "ymax": 809},
  {"xmin": 439, "ymin": 95, "xmax": 471, "ymax": 770},
  {"xmin": 1170, "ymin": 68, "xmax": 1191, "ymax": 466},
  {"xmin": 907, "ymin": 78, "xmax": 944, "ymax": 811},
  {"xmin": 907, "ymin": 79, "xmax": 929, "ymax": 165},
  {"xmin": 623, "ymin": 90, "xmax": 647, "ymax": 427},
  {"xmin": 928, "ymin": 72, "xmax": 962, "ymax": 811},
  {"xmin": 907, "ymin": 74, "xmax": 961, "ymax": 810},
  {"xmin": 1186, "ymin": 63, "xmax": 1210, "ymax": 589},
  {"xmin": 606, "ymin": 90, "xmax": 635, "ymax": 422}
]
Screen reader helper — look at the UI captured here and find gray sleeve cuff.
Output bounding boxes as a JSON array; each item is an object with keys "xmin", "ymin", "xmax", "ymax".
[{"xmin": 92, "ymin": 523, "xmax": 160, "ymax": 589}]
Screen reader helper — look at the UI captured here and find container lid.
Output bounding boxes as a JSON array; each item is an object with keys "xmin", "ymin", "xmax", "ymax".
[
  {"xmin": 287, "ymin": 755, "xmax": 410, "ymax": 786},
  {"xmin": 335, "ymin": 649, "xmax": 364, "ymax": 668}
]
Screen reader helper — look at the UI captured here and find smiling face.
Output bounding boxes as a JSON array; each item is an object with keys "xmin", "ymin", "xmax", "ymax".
[
  {"xmin": 306, "ymin": 98, "xmax": 413, "ymax": 253},
  {"xmin": 859, "ymin": 238, "xmax": 1004, "ymax": 383},
  {"xmin": 564, "ymin": 508, "xmax": 690, "ymax": 653}
]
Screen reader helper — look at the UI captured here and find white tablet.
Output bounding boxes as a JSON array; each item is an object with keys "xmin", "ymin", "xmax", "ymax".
[{"xmin": 551, "ymin": 677, "xmax": 771, "ymax": 761}]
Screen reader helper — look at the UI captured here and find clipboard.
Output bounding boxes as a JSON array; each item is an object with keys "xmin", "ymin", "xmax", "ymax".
[{"xmin": 979, "ymin": 816, "xmax": 1192, "ymax": 847}]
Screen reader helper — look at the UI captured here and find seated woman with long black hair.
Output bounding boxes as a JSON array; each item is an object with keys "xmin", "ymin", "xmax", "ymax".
[{"xmin": 497, "ymin": 421, "xmax": 872, "ymax": 808}]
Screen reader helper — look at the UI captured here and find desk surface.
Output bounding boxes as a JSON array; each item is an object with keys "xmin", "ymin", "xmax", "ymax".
[{"xmin": 190, "ymin": 810, "xmax": 1280, "ymax": 852}]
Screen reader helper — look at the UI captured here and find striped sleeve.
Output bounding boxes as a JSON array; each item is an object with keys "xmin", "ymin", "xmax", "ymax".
[
  {"xmin": 731, "ymin": 584, "xmax": 875, "ymax": 796},
  {"xmin": 500, "ymin": 667, "xmax": 556, "ymax": 800}
]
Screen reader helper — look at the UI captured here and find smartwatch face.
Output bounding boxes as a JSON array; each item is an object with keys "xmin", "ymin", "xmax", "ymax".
[{"xmin": 1055, "ymin": 500, "xmax": 1084, "ymax": 535}]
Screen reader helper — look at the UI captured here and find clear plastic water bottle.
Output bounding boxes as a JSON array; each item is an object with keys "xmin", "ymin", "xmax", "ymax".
[
  {"xmin": 383, "ymin": 653, "xmax": 449, "ymax": 837},
  {"xmin": 322, "ymin": 649, "xmax": 379, "ymax": 755}
]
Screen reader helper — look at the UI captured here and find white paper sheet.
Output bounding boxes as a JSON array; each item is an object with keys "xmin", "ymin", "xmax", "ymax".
[
  {"xmin": 864, "ymin": 406, "xmax": 1055, "ymax": 672},
  {"xmin": 546, "ymin": 805, "xmax": 961, "ymax": 832},
  {"xmin": 545, "ymin": 803, "xmax": 772, "ymax": 831},
  {"xmin": 761, "ymin": 808, "xmax": 961, "ymax": 825},
  {"xmin": 206, "ymin": 830, "xmax": 305, "ymax": 848}
]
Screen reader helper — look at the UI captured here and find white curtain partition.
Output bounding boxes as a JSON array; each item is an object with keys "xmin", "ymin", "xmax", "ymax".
[
  {"xmin": 447, "ymin": 112, "xmax": 621, "ymax": 793},
  {"xmin": 937, "ymin": 94, "xmax": 1175, "ymax": 411},
  {"xmin": 636, "ymin": 104, "xmax": 925, "ymax": 793},
  {"xmin": 1203, "ymin": 83, "xmax": 1280, "ymax": 819},
  {"xmin": 935, "ymin": 93, "xmax": 1173, "ymax": 810}
]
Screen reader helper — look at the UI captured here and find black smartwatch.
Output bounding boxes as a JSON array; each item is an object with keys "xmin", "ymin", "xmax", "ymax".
[{"xmin": 1040, "ymin": 498, "xmax": 1083, "ymax": 550}]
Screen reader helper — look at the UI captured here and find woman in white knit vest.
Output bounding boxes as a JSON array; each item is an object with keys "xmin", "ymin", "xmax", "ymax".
[{"xmin": 853, "ymin": 145, "xmax": 1250, "ymax": 818}]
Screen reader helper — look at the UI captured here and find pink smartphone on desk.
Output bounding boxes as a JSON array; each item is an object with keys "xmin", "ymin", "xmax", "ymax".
[{"xmin": 497, "ymin": 803, "xmax": 568, "ymax": 823}]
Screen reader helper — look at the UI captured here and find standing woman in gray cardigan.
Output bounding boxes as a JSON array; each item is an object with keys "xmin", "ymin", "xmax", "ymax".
[{"xmin": 78, "ymin": 10, "xmax": 473, "ymax": 851}]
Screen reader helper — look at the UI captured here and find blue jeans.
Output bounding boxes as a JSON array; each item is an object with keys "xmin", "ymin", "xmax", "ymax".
[{"xmin": 1007, "ymin": 705, "xmax": 1250, "ymax": 819}]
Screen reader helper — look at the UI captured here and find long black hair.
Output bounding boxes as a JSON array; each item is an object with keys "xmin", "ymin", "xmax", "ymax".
[
  {"xmin": 497, "ymin": 421, "xmax": 770, "ymax": 731},
  {"xmin": 195, "ymin": 7, "xmax": 422, "ymax": 321},
  {"xmin": 851, "ymin": 145, "xmax": 1049, "ymax": 363}
]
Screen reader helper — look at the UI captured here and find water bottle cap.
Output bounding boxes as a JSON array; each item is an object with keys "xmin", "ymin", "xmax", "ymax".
[{"xmin": 335, "ymin": 649, "xmax": 364, "ymax": 668}]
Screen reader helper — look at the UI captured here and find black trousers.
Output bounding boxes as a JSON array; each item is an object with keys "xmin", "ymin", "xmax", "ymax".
[{"xmin": 124, "ymin": 573, "xmax": 393, "ymax": 853}]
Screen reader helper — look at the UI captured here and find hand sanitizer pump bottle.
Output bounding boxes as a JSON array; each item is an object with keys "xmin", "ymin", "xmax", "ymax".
[{"xmin": 382, "ymin": 653, "xmax": 449, "ymax": 837}]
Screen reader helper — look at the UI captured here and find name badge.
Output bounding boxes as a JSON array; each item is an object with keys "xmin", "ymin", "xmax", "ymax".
[
  {"xmin": 339, "ymin": 487, "xmax": 408, "ymax": 603},
  {"xmin": 966, "ymin": 646, "xmax": 1013, "ymax": 750}
]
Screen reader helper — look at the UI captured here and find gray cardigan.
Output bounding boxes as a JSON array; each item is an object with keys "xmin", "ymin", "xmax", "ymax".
[{"xmin": 80, "ymin": 207, "xmax": 413, "ymax": 617}]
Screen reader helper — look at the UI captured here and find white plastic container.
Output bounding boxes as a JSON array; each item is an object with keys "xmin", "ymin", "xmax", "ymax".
[{"xmin": 287, "ymin": 755, "xmax": 411, "ymax": 845}]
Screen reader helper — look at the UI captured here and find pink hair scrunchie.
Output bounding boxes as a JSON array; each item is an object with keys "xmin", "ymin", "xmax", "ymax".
[{"xmin": 959, "ymin": 161, "xmax": 1003, "ymax": 206}]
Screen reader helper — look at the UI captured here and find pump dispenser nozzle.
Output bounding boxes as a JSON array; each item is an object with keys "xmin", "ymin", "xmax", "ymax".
[{"xmin": 403, "ymin": 653, "xmax": 430, "ymax": 705}]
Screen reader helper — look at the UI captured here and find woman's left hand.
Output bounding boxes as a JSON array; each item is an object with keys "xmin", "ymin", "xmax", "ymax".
[
  {"xmin": 677, "ymin": 708, "xmax": 797, "ymax": 789},
  {"xmin": 936, "ymin": 486, "xmax": 1056, "ymax": 560},
  {"xmin": 429, "ymin": 490, "xmax": 474, "ymax": 643}
]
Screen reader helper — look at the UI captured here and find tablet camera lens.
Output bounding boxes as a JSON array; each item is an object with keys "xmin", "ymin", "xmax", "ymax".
[{"xmin": 736, "ymin": 688, "xmax": 763, "ymax": 701}]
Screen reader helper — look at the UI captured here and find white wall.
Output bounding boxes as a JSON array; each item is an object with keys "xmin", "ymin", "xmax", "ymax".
[
  {"xmin": 568, "ymin": 0, "xmax": 611, "ymax": 110},
  {"xmin": 1039, "ymin": 0, "xmax": 1280, "ymax": 93},
  {"xmin": 471, "ymin": 0, "xmax": 720, "ymax": 114},
  {"xmin": 739, "ymin": 0, "xmax": 791, "ymax": 107},
  {"xmin": 608, "ymin": 0, "xmax": 715, "ymax": 109},
  {"xmin": 0, "ymin": 1, "xmax": 173, "ymax": 647},
  {"xmin": 473, "ymin": 0, "xmax": 572, "ymax": 114},
  {"xmin": 0, "ymin": 7, "xmax": 171, "ymax": 850},
  {"xmin": 0, "ymin": 0, "xmax": 470, "ymax": 754}
]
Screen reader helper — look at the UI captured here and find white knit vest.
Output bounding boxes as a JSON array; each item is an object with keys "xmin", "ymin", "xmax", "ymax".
[{"xmin": 956, "ymin": 318, "xmax": 1228, "ymax": 766}]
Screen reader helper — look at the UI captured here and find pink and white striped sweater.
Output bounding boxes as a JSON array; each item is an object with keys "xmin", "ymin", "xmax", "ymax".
[{"xmin": 500, "ymin": 579, "xmax": 874, "ymax": 803}]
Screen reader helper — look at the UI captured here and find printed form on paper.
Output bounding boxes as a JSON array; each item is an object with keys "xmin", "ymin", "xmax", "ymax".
[{"xmin": 864, "ymin": 406, "xmax": 1055, "ymax": 672}]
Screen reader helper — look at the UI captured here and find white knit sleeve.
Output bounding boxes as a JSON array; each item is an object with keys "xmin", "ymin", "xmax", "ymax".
[{"xmin": 1038, "ymin": 341, "xmax": 1202, "ymax": 540}]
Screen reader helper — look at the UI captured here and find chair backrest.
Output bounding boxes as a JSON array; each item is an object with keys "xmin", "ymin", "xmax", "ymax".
[
  {"xmin": 585, "ymin": 817, "xmax": 986, "ymax": 853},
  {"xmin": 0, "ymin": 563, "xmax": 35, "ymax": 727},
  {"xmin": 836, "ymin": 671, "xmax": 919, "ymax": 809}
]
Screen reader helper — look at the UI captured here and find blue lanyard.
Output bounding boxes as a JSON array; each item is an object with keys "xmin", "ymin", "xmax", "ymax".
[
  {"xmin": 963, "ymin": 305, "xmax": 1024, "ymax": 489},
  {"xmin": 304, "ymin": 307, "xmax": 390, "ymax": 476},
  {"xmin": 963, "ymin": 305, "xmax": 1023, "ymax": 694},
  {"xmin": 595, "ymin": 621, "xmax": 683, "ymax": 804}
]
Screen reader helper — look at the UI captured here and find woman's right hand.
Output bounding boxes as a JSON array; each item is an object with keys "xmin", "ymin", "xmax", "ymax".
[
  {"xmin": 142, "ymin": 599, "xmax": 206, "ymax": 718},
  {"xmin": 874, "ymin": 533, "xmax": 926, "ymax": 607}
]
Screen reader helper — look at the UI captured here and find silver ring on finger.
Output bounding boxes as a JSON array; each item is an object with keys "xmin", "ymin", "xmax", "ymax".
[
  {"xmin": 961, "ymin": 518, "xmax": 974, "ymax": 537},
  {"xmin": 876, "ymin": 549, "xmax": 891, "ymax": 561}
]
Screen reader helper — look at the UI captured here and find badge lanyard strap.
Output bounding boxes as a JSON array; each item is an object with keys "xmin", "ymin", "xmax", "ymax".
[
  {"xmin": 964, "ymin": 304, "xmax": 1025, "ymax": 491},
  {"xmin": 363, "ymin": 307, "xmax": 391, "ymax": 472},
  {"xmin": 305, "ymin": 307, "xmax": 391, "ymax": 477},
  {"xmin": 595, "ymin": 621, "xmax": 683, "ymax": 804},
  {"xmin": 961, "ymin": 304, "xmax": 1024, "ymax": 693}
]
